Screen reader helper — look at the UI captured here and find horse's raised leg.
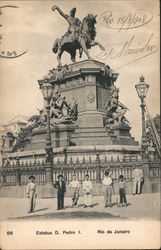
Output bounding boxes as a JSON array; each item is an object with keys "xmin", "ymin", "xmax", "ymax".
[
  {"xmin": 79, "ymin": 48, "xmax": 83, "ymax": 58},
  {"xmin": 57, "ymin": 49, "xmax": 63, "ymax": 67},
  {"xmin": 90, "ymin": 41, "xmax": 105, "ymax": 50},
  {"xmin": 52, "ymin": 38, "xmax": 60, "ymax": 53},
  {"xmin": 80, "ymin": 40, "xmax": 92, "ymax": 60},
  {"xmin": 71, "ymin": 50, "xmax": 76, "ymax": 63}
]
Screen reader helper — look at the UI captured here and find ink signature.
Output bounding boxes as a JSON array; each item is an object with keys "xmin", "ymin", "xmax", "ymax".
[
  {"xmin": 96, "ymin": 33, "xmax": 158, "ymax": 70},
  {"xmin": 99, "ymin": 10, "xmax": 153, "ymax": 32},
  {"xmin": 0, "ymin": 5, "xmax": 27, "ymax": 59},
  {"xmin": 0, "ymin": 50, "xmax": 27, "ymax": 58}
]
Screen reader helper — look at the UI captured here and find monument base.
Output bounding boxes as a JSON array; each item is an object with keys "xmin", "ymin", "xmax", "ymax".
[
  {"xmin": 24, "ymin": 124, "xmax": 75, "ymax": 151},
  {"xmin": 70, "ymin": 123, "xmax": 138, "ymax": 146}
]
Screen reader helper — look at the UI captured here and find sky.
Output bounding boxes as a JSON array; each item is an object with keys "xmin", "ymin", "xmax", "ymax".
[{"xmin": 0, "ymin": 0, "xmax": 160, "ymax": 142}]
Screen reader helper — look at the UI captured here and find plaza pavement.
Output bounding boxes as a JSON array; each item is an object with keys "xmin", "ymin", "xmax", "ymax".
[{"xmin": 0, "ymin": 193, "xmax": 160, "ymax": 221}]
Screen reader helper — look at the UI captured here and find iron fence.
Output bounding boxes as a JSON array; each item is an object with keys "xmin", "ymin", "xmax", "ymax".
[{"xmin": 0, "ymin": 156, "xmax": 160, "ymax": 186}]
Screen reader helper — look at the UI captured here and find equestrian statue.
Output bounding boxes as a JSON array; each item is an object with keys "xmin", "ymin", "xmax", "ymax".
[{"xmin": 52, "ymin": 5, "xmax": 105, "ymax": 67}]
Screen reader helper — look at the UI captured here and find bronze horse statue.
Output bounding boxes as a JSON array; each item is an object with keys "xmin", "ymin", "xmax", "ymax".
[{"xmin": 52, "ymin": 13, "xmax": 105, "ymax": 67}]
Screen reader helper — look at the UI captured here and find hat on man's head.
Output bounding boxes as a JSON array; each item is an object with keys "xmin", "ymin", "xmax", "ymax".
[
  {"xmin": 58, "ymin": 174, "xmax": 63, "ymax": 179},
  {"xmin": 136, "ymin": 163, "xmax": 143, "ymax": 167},
  {"xmin": 29, "ymin": 175, "xmax": 35, "ymax": 180},
  {"xmin": 119, "ymin": 175, "xmax": 124, "ymax": 179},
  {"xmin": 104, "ymin": 171, "xmax": 109, "ymax": 176},
  {"xmin": 85, "ymin": 173, "xmax": 89, "ymax": 177}
]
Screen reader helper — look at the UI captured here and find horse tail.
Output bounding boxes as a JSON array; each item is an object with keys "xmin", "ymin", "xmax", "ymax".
[{"xmin": 52, "ymin": 38, "xmax": 60, "ymax": 53}]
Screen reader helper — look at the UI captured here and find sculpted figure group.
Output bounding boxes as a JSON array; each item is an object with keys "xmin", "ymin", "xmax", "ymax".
[
  {"xmin": 105, "ymin": 86, "xmax": 129, "ymax": 126},
  {"xmin": 11, "ymin": 92, "xmax": 78, "ymax": 152},
  {"xmin": 50, "ymin": 92, "xmax": 78, "ymax": 125}
]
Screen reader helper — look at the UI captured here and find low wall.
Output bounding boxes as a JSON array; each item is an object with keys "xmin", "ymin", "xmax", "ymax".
[{"xmin": 0, "ymin": 178, "xmax": 160, "ymax": 198}]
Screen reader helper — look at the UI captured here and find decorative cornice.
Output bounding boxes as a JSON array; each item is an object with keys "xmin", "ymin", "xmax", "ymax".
[{"xmin": 38, "ymin": 60, "xmax": 118, "ymax": 86}]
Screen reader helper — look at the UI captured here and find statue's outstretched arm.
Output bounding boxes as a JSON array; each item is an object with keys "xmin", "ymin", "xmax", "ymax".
[{"xmin": 52, "ymin": 5, "xmax": 68, "ymax": 20}]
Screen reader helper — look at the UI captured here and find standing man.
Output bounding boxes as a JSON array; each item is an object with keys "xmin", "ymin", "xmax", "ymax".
[
  {"xmin": 26, "ymin": 175, "xmax": 37, "ymax": 213},
  {"xmin": 132, "ymin": 164, "xmax": 144, "ymax": 195},
  {"xmin": 83, "ymin": 174, "xmax": 93, "ymax": 208},
  {"xmin": 102, "ymin": 171, "xmax": 113, "ymax": 207},
  {"xmin": 118, "ymin": 175, "xmax": 127, "ymax": 207},
  {"xmin": 68, "ymin": 174, "xmax": 80, "ymax": 208},
  {"xmin": 54, "ymin": 174, "xmax": 66, "ymax": 210}
]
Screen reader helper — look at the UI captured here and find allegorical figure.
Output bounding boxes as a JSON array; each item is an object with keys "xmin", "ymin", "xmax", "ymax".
[
  {"xmin": 132, "ymin": 164, "xmax": 144, "ymax": 195},
  {"xmin": 54, "ymin": 174, "xmax": 66, "ymax": 210},
  {"xmin": 105, "ymin": 88, "xmax": 129, "ymax": 125},
  {"xmin": 26, "ymin": 175, "xmax": 37, "ymax": 213},
  {"xmin": 69, "ymin": 98, "xmax": 78, "ymax": 121}
]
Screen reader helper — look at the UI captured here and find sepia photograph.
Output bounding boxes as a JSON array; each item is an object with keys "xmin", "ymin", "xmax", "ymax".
[{"xmin": 0, "ymin": 0, "xmax": 160, "ymax": 249}]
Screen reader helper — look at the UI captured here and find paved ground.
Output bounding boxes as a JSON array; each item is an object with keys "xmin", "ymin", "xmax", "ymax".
[{"xmin": 0, "ymin": 193, "xmax": 160, "ymax": 221}]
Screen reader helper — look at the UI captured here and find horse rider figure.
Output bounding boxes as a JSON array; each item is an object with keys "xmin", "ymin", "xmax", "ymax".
[
  {"xmin": 52, "ymin": 5, "xmax": 105, "ymax": 66},
  {"xmin": 52, "ymin": 6, "xmax": 81, "ymax": 45}
]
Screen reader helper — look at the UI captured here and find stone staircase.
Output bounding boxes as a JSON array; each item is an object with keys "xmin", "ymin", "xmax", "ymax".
[{"xmin": 70, "ymin": 125, "xmax": 138, "ymax": 146}]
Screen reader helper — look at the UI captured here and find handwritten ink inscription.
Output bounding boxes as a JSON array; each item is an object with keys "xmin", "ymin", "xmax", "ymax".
[
  {"xmin": 99, "ymin": 10, "xmax": 153, "ymax": 31},
  {"xmin": 98, "ymin": 9, "xmax": 157, "ymax": 69},
  {"xmin": 96, "ymin": 33, "xmax": 157, "ymax": 69},
  {"xmin": 0, "ymin": 5, "xmax": 27, "ymax": 59}
]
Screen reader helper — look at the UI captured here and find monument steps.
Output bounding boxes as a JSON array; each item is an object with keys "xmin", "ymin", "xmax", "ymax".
[
  {"xmin": 71, "ymin": 131, "xmax": 110, "ymax": 137},
  {"xmin": 75, "ymin": 127, "xmax": 107, "ymax": 132}
]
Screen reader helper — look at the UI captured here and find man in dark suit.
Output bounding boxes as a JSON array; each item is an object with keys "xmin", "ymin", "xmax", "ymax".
[{"xmin": 54, "ymin": 174, "xmax": 66, "ymax": 210}]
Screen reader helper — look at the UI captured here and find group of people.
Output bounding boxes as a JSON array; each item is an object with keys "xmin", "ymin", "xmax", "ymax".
[{"xmin": 26, "ymin": 165, "xmax": 144, "ymax": 213}]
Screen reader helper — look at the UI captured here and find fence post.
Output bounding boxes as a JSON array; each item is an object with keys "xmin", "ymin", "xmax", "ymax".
[
  {"xmin": 96, "ymin": 153, "xmax": 101, "ymax": 183},
  {"xmin": 141, "ymin": 159, "xmax": 150, "ymax": 193},
  {"xmin": 2, "ymin": 169, "xmax": 6, "ymax": 186},
  {"xmin": 16, "ymin": 157, "xmax": 21, "ymax": 186},
  {"xmin": 142, "ymin": 159, "xmax": 150, "ymax": 178}
]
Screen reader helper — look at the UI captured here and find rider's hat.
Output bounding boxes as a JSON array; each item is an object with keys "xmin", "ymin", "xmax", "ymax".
[{"xmin": 70, "ymin": 7, "xmax": 76, "ymax": 16}]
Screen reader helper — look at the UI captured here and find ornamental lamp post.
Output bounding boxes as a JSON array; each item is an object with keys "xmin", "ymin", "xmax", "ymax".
[
  {"xmin": 40, "ymin": 82, "xmax": 54, "ymax": 186},
  {"xmin": 135, "ymin": 76, "xmax": 149, "ymax": 158}
]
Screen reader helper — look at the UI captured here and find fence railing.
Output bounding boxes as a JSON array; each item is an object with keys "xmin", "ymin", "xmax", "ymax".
[{"xmin": 0, "ymin": 156, "xmax": 160, "ymax": 186}]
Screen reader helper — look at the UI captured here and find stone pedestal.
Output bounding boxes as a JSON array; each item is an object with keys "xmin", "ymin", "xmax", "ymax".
[
  {"xmin": 21, "ymin": 59, "xmax": 139, "ymax": 154},
  {"xmin": 24, "ymin": 124, "xmax": 75, "ymax": 151},
  {"xmin": 37, "ymin": 59, "xmax": 139, "ymax": 148}
]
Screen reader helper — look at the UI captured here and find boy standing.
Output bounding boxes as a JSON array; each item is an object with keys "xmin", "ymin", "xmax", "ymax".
[
  {"xmin": 118, "ymin": 175, "xmax": 127, "ymax": 207},
  {"xmin": 54, "ymin": 174, "xmax": 66, "ymax": 210},
  {"xmin": 83, "ymin": 174, "xmax": 93, "ymax": 208},
  {"xmin": 26, "ymin": 175, "xmax": 37, "ymax": 213},
  {"xmin": 68, "ymin": 174, "xmax": 80, "ymax": 207},
  {"xmin": 102, "ymin": 171, "xmax": 113, "ymax": 207}
]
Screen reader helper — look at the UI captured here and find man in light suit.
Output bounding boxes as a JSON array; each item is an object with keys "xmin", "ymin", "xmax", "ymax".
[
  {"xmin": 26, "ymin": 175, "xmax": 37, "ymax": 213},
  {"xmin": 132, "ymin": 164, "xmax": 144, "ymax": 195},
  {"xmin": 54, "ymin": 174, "xmax": 66, "ymax": 210}
]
